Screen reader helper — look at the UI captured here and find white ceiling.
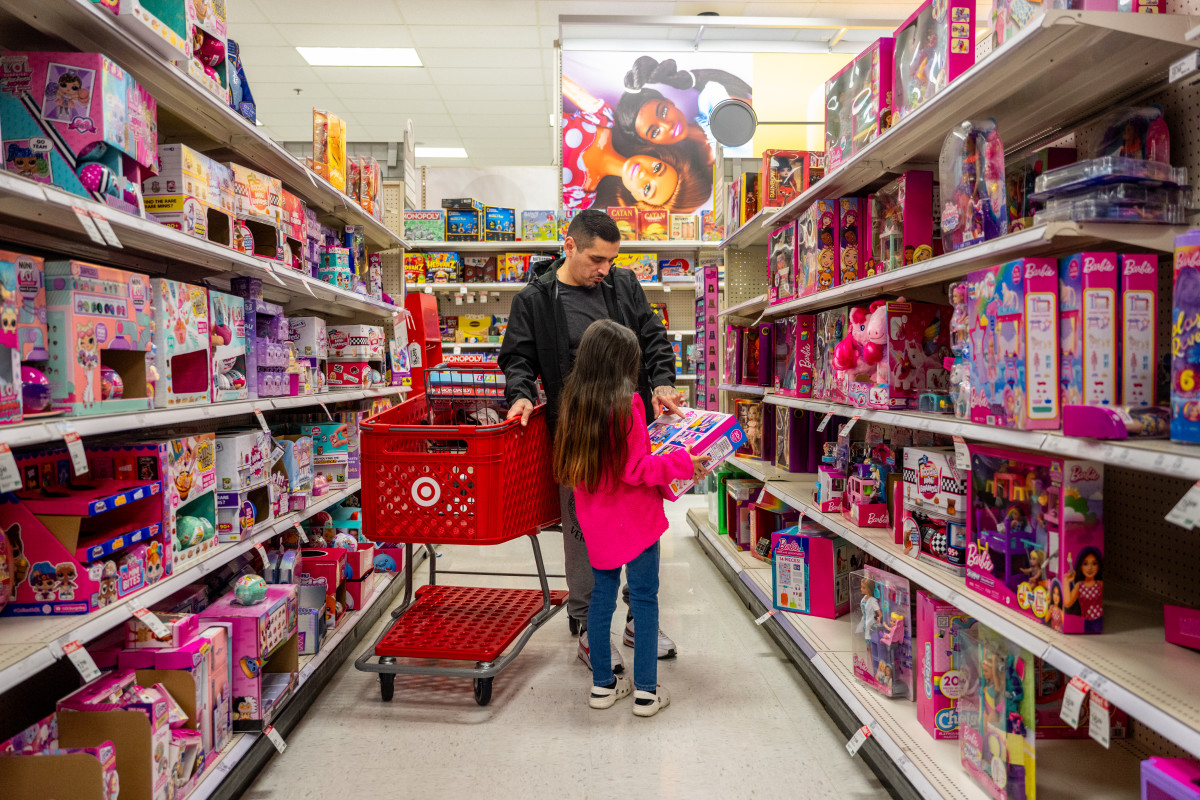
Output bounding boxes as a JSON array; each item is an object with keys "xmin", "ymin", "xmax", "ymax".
[{"xmin": 232, "ymin": 0, "xmax": 932, "ymax": 167}]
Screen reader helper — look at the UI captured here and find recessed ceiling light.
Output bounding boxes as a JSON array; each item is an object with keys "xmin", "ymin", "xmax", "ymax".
[
  {"xmin": 296, "ymin": 47, "xmax": 422, "ymax": 67},
  {"xmin": 415, "ymin": 147, "xmax": 468, "ymax": 159}
]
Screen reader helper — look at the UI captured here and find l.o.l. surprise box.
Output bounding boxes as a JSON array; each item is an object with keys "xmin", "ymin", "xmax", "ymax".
[{"xmin": 648, "ymin": 409, "xmax": 746, "ymax": 500}]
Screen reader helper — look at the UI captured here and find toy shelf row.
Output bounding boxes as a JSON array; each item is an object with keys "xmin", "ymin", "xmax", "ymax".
[
  {"xmin": 719, "ymin": 10, "xmax": 1198, "ymax": 250},
  {"xmin": 718, "ymin": 384, "xmax": 767, "ymax": 397},
  {"xmin": 403, "ymin": 240, "xmax": 713, "ymax": 252},
  {"xmin": 690, "ymin": 509, "xmax": 1152, "ymax": 800},
  {"xmin": 414, "ymin": 280, "xmax": 712, "ymax": 294},
  {"xmin": 0, "ymin": 480, "xmax": 363, "ymax": 696},
  {"xmin": 718, "ymin": 294, "xmax": 768, "ymax": 320},
  {"xmin": 0, "ymin": 173, "xmax": 404, "ymax": 321},
  {"xmin": 0, "ymin": 387, "xmax": 407, "ymax": 451},
  {"xmin": 762, "ymin": 391, "xmax": 1200, "ymax": 483},
  {"xmin": 716, "ymin": 459, "xmax": 1200, "ymax": 764},
  {"xmin": 756, "ymin": 222, "xmax": 1183, "ymax": 321},
  {"xmin": 1, "ymin": 0, "xmax": 404, "ymax": 252}
]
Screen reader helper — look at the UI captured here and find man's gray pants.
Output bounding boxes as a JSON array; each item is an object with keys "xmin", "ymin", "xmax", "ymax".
[{"xmin": 560, "ymin": 485, "xmax": 628, "ymax": 628}]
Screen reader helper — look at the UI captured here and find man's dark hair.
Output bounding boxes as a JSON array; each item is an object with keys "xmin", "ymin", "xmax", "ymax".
[{"xmin": 566, "ymin": 209, "xmax": 620, "ymax": 250}]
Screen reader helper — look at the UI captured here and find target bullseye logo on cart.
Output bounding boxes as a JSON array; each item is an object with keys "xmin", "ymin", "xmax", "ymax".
[{"xmin": 412, "ymin": 477, "xmax": 441, "ymax": 507}]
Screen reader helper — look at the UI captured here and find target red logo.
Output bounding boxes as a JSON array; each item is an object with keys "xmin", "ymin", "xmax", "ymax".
[{"xmin": 411, "ymin": 477, "xmax": 441, "ymax": 507}]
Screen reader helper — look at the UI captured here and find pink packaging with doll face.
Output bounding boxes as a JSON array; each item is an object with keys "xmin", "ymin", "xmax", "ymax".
[
  {"xmin": 797, "ymin": 200, "xmax": 839, "ymax": 296},
  {"xmin": 1059, "ymin": 253, "xmax": 1119, "ymax": 409},
  {"xmin": 892, "ymin": 0, "xmax": 976, "ymax": 123},
  {"xmin": 767, "ymin": 221, "xmax": 797, "ymax": 305},
  {"xmin": 1120, "ymin": 254, "xmax": 1158, "ymax": 406},
  {"xmin": 838, "ymin": 198, "xmax": 863, "ymax": 285}
]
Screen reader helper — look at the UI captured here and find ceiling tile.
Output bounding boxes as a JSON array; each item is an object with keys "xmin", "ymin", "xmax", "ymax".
[
  {"xmin": 416, "ymin": 49, "xmax": 544, "ymax": 69},
  {"xmin": 406, "ymin": 26, "xmax": 541, "ymax": 48},
  {"xmin": 435, "ymin": 84, "xmax": 549, "ymax": 102},
  {"xmin": 399, "ymin": 0, "xmax": 538, "ymax": 26},
  {"xmin": 248, "ymin": 0, "xmax": 405, "ymax": 25},
  {"xmin": 237, "ymin": 65, "xmax": 322, "ymax": 84},
  {"xmin": 673, "ymin": 1, "xmax": 749, "ymax": 13},
  {"xmin": 248, "ymin": 83, "xmax": 341, "ymax": 101},
  {"xmin": 460, "ymin": 126, "xmax": 555, "ymax": 140},
  {"xmin": 341, "ymin": 98, "xmax": 449, "ymax": 116},
  {"xmin": 236, "ymin": 46, "xmax": 309, "ymax": 68},
  {"xmin": 442, "ymin": 99, "xmax": 549, "ymax": 116},
  {"xmin": 226, "ymin": 24, "xmax": 288, "ymax": 47},
  {"xmin": 405, "ymin": 126, "xmax": 463, "ymax": 142},
  {"xmin": 272, "ymin": 23, "xmax": 416, "ymax": 48},
  {"xmin": 310, "ymin": 66, "xmax": 432, "ymax": 85},
  {"xmin": 355, "ymin": 125, "xmax": 413, "ymax": 142},
  {"xmin": 322, "ymin": 82, "xmax": 443, "ymax": 100},
  {"xmin": 539, "ymin": 26, "xmax": 558, "ymax": 49},
  {"xmin": 428, "ymin": 67, "xmax": 545, "ymax": 85},
  {"xmin": 227, "ymin": 0, "xmax": 270, "ymax": 24},
  {"xmin": 742, "ymin": 2, "xmax": 818, "ymax": 13},
  {"xmin": 538, "ymin": 0, "xmax": 676, "ymax": 21}
]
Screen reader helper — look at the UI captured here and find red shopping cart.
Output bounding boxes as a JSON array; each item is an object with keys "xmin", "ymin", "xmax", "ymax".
[{"xmin": 354, "ymin": 364, "xmax": 565, "ymax": 705}]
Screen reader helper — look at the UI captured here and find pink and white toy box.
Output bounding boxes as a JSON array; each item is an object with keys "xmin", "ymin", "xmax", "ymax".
[
  {"xmin": 1059, "ymin": 252, "xmax": 1118, "ymax": 408},
  {"xmin": 280, "ymin": 190, "xmax": 306, "ymax": 269},
  {"xmin": 774, "ymin": 314, "xmax": 815, "ymax": 399},
  {"xmin": 835, "ymin": 299, "xmax": 952, "ymax": 410},
  {"xmin": 647, "ymin": 409, "xmax": 747, "ymax": 500},
  {"xmin": 2, "ymin": 446, "xmax": 165, "ymax": 616},
  {"xmin": 327, "ymin": 325, "xmax": 384, "ymax": 359},
  {"xmin": 915, "ymin": 591, "xmax": 972, "ymax": 739},
  {"xmin": 796, "ymin": 199, "xmax": 839, "ymax": 296},
  {"xmin": 0, "ymin": 52, "xmax": 158, "ymax": 215},
  {"xmin": 901, "ymin": 446, "xmax": 968, "ymax": 574},
  {"xmin": 142, "ymin": 144, "xmax": 234, "ymax": 246},
  {"xmin": 771, "ymin": 525, "xmax": 859, "ymax": 619},
  {"xmin": 208, "ymin": 288, "xmax": 248, "ymax": 402},
  {"xmin": 95, "ymin": 0, "xmax": 228, "ymax": 99},
  {"xmin": 0, "ymin": 254, "xmax": 21, "ymax": 424},
  {"xmin": 45, "ymin": 260, "xmax": 155, "ymax": 416},
  {"xmin": 892, "ymin": 0, "xmax": 976, "ymax": 124},
  {"xmin": 869, "ymin": 170, "xmax": 934, "ymax": 273},
  {"xmin": 199, "ymin": 585, "xmax": 298, "ymax": 732},
  {"xmin": 1142, "ymin": 757, "xmax": 1200, "ymax": 800},
  {"xmin": 851, "ymin": 566, "xmax": 913, "ymax": 699},
  {"xmin": 814, "ymin": 465, "xmax": 846, "ymax": 513},
  {"xmin": 151, "ymin": 278, "xmax": 211, "ymax": 407},
  {"xmin": 824, "ymin": 38, "xmax": 894, "ymax": 170},
  {"xmin": 10, "ymin": 249, "xmax": 48, "ymax": 366},
  {"xmin": 215, "ymin": 429, "xmax": 271, "ymax": 542},
  {"xmin": 1121, "ymin": 254, "xmax": 1158, "ymax": 407},
  {"xmin": 228, "ymin": 164, "xmax": 283, "ymax": 262}
]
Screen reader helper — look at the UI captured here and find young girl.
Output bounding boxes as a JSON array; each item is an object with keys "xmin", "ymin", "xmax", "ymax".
[{"xmin": 553, "ymin": 319, "xmax": 706, "ymax": 716}]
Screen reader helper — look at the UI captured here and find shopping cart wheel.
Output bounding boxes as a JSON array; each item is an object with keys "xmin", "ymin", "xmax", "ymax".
[
  {"xmin": 473, "ymin": 677, "xmax": 492, "ymax": 706},
  {"xmin": 380, "ymin": 673, "xmax": 395, "ymax": 702}
]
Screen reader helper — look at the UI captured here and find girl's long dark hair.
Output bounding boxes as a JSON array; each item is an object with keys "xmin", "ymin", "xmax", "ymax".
[{"xmin": 553, "ymin": 319, "xmax": 641, "ymax": 493}]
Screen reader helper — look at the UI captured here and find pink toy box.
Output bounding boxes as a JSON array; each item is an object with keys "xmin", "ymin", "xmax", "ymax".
[
  {"xmin": 152, "ymin": 278, "xmax": 211, "ymax": 407},
  {"xmin": 0, "ymin": 52, "xmax": 158, "ymax": 215},
  {"xmin": 327, "ymin": 324, "xmax": 385, "ymax": 359},
  {"xmin": 228, "ymin": 164, "xmax": 283, "ymax": 262},
  {"xmin": 45, "ymin": 260, "xmax": 155, "ymax": 416},
  {"xmin": 796, "ymin": 199, "xmax": 839, "ymax": 296},
  {"xmin": 774, "ymin": 314, "xmax": 815, "ymax": 398},
  {"xmin": 1165, "ymin": 603, "xmax": 1200, "ymax": 651},
  {"xmin": 0, "ymin": 254, "xmax": 21, "ymax": 424},
  {"xmin": 869, "ymin": 170, "xmax": 934, "ymax": 274},
  {"xmin": 814, "ymin": 464, "xmax": 846, "ymax": 513},
  {"xmin": 9, "ymin": 250, "xmax": 49, "ymax": 366},
  {"xmin": 814, "ymin": 307, "xmax": 848, "ymax": 402},
  {"xmin": 1059, "ymin": 252, "xmax": 1118, "ymax": 408},
  {"xmin": 299, "ymin": 548, "xmax": 347, "ymax": 628},
  {"xmin": 967, "ymin": 259, "xmax": 1060, "ymax": 429},
  {"xmin": 280, "ymin": 190, "xmax": 306, "ymax": 269},
  {"xmin": 2, "ymin": 446, "xmax": 165, "ymax": 616},
  {"xmin": 834, "ymin": 299, "xmax": 952, "ymax": 410},
  {"xmin": 648, "ymin": 409, "xmax": 747, "ymax": 500},
  {"xmin": 915, "ymin": 591, "xmax": 972, "ymax": 739},
  {"xmin": 892, "ymin": 0, "xmax": 976, "ymax": 124},
  {"xmin": 851, "ymin": 566, "xmax": 913, "ymax": 698},
  {"xmin": 844, "ymin": 462, "xmax": 891, "ymax": 528},
  {"xmin": 824, "ymin": 38, "xmax": 894, "ymax": 170},
  {"xmin": 199, "ymin": 584, "xmax": 298, "ymax": 732},
  {"xmin": 1143, "ymin": 757, "xmax": 1200, "ymax": 800},
  {"xmin": 837, "ymin": 198, "xmax": 864, "ymax": 285},
  {"xmin": 1033, "ymin": 658, "xmax": 1128, "ymax": 739},
  {"xmin": 1121, "ymin": 254, "xmax": 1158, "ymax": 407},
  {"xmin": 208, "ymin": 288, "xmax": 248, "ymax": 403},
  {"xmin": 725, "ymin": 478, "xmax": 763, "ymax": 551},
  {"xmin": 901, "ymin": 446, "xmax": 968, "ymax": 574},
  {"xmin": 772, "ymin": 525, "xmax": 860, "ymax": 618},
  {"xmin": 967, "ymin": 444, "xmax": 1104, "ymax": 634},
  {"xmin": 142, "ymin": 144, "xmax": 234, "ymax": 247},
  {"xmin": 126, "ymin": 610, "xmax": 199, "ymax": 649},
  {"xmin": 215, "ymin": 431, "xmax": 272, "ymax": 543},
  {"xmin": 767, "ymin": 221, "xmax": 797, "ymax": 305}
]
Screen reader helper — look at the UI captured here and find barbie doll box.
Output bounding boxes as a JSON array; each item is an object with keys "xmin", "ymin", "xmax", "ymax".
[{"xmin": 648, "ymin": 409, "xmax": 746, "ymax": 500}]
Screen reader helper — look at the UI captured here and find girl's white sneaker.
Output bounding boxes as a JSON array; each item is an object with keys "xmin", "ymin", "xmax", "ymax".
[
  {"xmin": 588, "ymin": 674, "xmax": 632, "ymax": 709},
  {"xmin": 632, "ymin": 685, "xmax": 671, "ymax": 717}
]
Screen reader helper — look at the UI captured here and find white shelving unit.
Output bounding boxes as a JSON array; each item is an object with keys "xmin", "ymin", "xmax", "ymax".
[{"xmin": 404, "ymin": 239, "xmax": 712, "ymax": 251}]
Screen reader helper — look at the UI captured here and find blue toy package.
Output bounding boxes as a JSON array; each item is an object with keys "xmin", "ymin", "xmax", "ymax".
[
  {"xmin": 227, "ymin": 40, "xmax": 256, "ymax": 124},
  {"xmin": 484, "ymin": 207, "xmax": 516, "ymax": 241},
  {"xmin": 446, "ymin": 208, "xmax": 481, "ymax": 241}
]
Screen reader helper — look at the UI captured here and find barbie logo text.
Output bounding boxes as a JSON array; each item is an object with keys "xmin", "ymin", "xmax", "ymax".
[
  {"xmin": 1123, "ymin": 260, "xmax": 1156, "ymax": 275},
  {"xmin": 966, "ymin": 542, "xmax": 994, "ymax": 572},
  {"xmin": 1176, "ymin": 248, "xmax": 1200, "ymax": 269},
  {"xmin": 866, "ymin": 512, "xmax": 889, "ymax": 526},
  {"xmin": 1024, "ymin": 263, "xmax": 1056, "ymax": 279},
  {"xmin": 1082, "ymin": 256, "xmax": 1115, "ymax": 274},
  {"xmin": 1068, "ymin": 464, "xmax": 1100, "ymax": 482}
]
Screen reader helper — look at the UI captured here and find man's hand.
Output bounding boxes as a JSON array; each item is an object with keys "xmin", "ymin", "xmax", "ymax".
[
  {"xmin": 652, "ymin": 384, "xmax": 686, "ymax": 418},
  {"xmin": 507, "ymin": 398, "xmax": 534, "ymax": 427}
]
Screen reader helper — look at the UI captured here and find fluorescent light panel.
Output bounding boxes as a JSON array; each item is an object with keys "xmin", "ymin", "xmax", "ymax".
[
  {"xmin": 415, "ymin": 147, "xmax": 468, "ymax": 158},
  {"xmin": 296, "ymin": 47, "xmax": 422, "ymax": 67}
]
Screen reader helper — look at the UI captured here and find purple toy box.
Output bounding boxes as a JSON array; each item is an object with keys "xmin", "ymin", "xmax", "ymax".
[{"xmin": 1143, "ymin": 757, "xmax": 1200, "ymax": 800}]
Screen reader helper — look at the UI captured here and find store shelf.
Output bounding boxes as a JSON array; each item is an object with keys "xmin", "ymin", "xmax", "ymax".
[
  {"xmin": 719, "ymin": 10, "xmax": 1199, "ymax": 249},
  {"xmin": 766, "ymin": 392, "xmax": 1200, "ymax": 482},
  {"xmin": 404, "ymin": 239, "xmax": 711, "ymax": 251},
  {"xmin": 0, "ymin": 481, "xmax": 364, "ymax": 695},
  {"xmin": 718, "ymin": 293, "xmax": 767, "ymax": 319},
  {"xmin": 0, "ymin": 173, "xmax": 404, "ymax": 320},
  {"xmin": 416, "ymin": 280, "xmax": 697, "ymax": 293},
  {"xmin": 729, "ymin": 455, "xmax": 790, "ymax": 483},
  {"xmin": 444, "ymin": 341, "xmax": 502, "ymax": 350},
  {"xmin": 668, "ymin": 329, "xmax": 697, "ymax": 336},
  {"xmin": 718, "ymin": 383, "xmax": 767, "ymax": 396},
  {"xmin": 759, "ymin": 222, "xmax": 1183, "ymax": 319},
  {"xmin": 692, "ymin": 509, "xmax": 1149, "ymax": 799},
  {"xmin": 0, "ymin": 387, "xmax": 407, "ymax": 450},
  {"xmin": 676, "ymin": 374, "xmax": 698, "ymax": 381},
  {"xmin": 0, "ymin": 0, "xmax": 405, "ymax": 251},
  {"xmin": 719, "ymin": 207, "xmax": 781, "ymax": 250},
  {"xmin": 752, "ymin": 477, "xmax": 1200, "ymax": 762}
]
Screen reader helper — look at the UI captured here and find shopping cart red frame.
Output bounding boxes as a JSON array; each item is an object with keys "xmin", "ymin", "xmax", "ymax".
[{"xmin": 354, "ymin": 388, "xmax": 566, "ymax": 705}]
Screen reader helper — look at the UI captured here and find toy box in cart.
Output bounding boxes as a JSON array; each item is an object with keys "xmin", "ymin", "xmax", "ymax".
[{"xmin": 649, "ymin": 409, "xmax": 746, "ymax": 500}]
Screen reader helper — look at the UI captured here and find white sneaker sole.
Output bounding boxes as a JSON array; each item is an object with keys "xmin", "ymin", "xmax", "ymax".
[
  {"xmin": 622, "ymin": 627, "xmax": 677, "ymax": 659},
  {"xmin": 577, "ymin": 642, "xmax": 625, "ymax": 674}
]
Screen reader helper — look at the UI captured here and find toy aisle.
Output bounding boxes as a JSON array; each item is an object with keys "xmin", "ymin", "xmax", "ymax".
[{"xmin": 2, "ymin": 0, "xmax": 1200, "ymax": 798}]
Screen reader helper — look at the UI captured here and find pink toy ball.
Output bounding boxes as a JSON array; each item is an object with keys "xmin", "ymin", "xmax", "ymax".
[
  {"xmin": 20, "ymin": 366, "xmax": 52, "ymax": 414},
  {"xmin": 100, "ymin": 366, "xmax": 123, "ymax": 400},
  {"xmin": 77, "ymin": 162, "xmax": 116, "ymax": 194}
]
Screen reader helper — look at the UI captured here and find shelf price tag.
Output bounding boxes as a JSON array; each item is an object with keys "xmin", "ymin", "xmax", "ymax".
[
  {"xmin": 1059, "ymin": 676, "xmax": 1091, "ymax": 728},
  {"xmin": 292, "ymin": 521, "xmax": 309, "ymax": 544},
  {"xmin": 270, "ymin": 445, "xmax": 284, "ymax": 465},
  {"xmin": 845, "ymin": 725, "xmax": 871, "ymax": 757},
  {"xmin": 253, "ymin": 542, "xmax": 270, "ymax": 569},
  {"xmin": 253, "ymin": 408, "xmax": 272, "ymax": 435},
  {"xmin": 840, "ymin": 414, "xmax": 861, "ymax": 437},
  {"xmin": 1088, "ymin": 692, "xmax": 1112, "ymax": 749},
  {"xmin": 1165, "ymin": 480, "xmax": 1200, "ymax": 530},
  {"xmin": 816, "ymin": 411, "xmax": 834, "ymax": 432},
  {"xmin": 952, "ymin": 435, "xmax": 971, "ymax": 471},
  {"xmin": 71, "ymin": 205, "xmax": 107, "ymax": 245},
  {"xmin": 61, "ymin": 640, "xmax": 102, "ymax": 682},
  {"xmin": 753, "ymin": 609, "xmax": 775, "ymax": 626},
  {"xmin": 88, "ymin": 210, "xmax": 123, "ymax": 248},
  {"xmin": 0, "ymin": 443, "xmax": 22, "ymax": 493},
  {"xmin": 54, "ymin": 422, "xmax": 88, "ymax": 476},
  {"xmin": 132, "ymin": 607, "xmax": 171, "ymax": 639},
  {"xmin": 263, "ymin": 725, "xmax": 288, "ymax": 754}
]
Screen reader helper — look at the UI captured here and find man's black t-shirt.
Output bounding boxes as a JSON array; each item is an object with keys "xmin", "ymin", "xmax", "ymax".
[{"xmin": 556, "ymin": 279, "xmax": 610, "ymax": 358}]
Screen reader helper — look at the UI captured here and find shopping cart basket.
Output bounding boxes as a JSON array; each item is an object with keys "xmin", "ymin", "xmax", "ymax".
[{"xmin": 354, "ymin": 372, "xmax": 565, "ymax": 705}]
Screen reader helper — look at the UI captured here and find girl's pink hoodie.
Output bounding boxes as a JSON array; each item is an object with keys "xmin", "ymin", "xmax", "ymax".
[{"xmin": 574, "ymin": 398, "xmax": 694, "ymax": 570}]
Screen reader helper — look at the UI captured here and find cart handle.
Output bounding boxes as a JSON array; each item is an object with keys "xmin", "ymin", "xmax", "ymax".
[{"xmin": 364, "ymin": 403, "xmax": 546, "ymax": 435}]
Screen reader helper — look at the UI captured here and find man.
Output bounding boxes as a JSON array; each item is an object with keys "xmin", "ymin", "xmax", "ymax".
[{"xmin": 499, "ymin": 209, "xmax": 685, "ymax": 674}]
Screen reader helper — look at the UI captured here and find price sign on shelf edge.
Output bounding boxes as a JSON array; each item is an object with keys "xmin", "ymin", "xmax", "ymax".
[
  {"xmin": 816, "ymin": 411, "xmax": 834, "ymax": 432},
  {"xmin": 1059, "ymin": 675, "xmax": 1091, "ymax": 728},
  {"xmin": 0, "ymin": 443, "xmax": 22, "ymax": 492},
  {"xmin": 132, "ymin": 607, "xmax": 171, "ymax": 638},
  {"xmin": 61, "ymin": 640, "xmax": 102, "ymax": 682},
  {"xmin": 845, "ymin": 725, "xmax": 871, "ymax": 757},
  {"xmin": 263, "ymin": 725, "xmax": 287, "ymax": 754},
  {"xmin": 1165, "ymin": 480, "xmax": 1200, "ymax": 530},
  {"xmin": 1088, "ymin": 692, "xmax": 1112, "ymax": 749},
  {"xmin": 55, "ymin": 422, "xmax": 89, "ymax": 476}
]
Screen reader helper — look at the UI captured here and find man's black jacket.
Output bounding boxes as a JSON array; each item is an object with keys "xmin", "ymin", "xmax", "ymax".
[{"xmin": 498, "ymin": 256, "xmax": 677, "ymax": 432}]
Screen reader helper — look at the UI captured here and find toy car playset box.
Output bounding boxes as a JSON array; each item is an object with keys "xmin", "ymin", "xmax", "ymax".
[
  {"xmin": 851, "ymin": 566, "xmax": 913, "ymax": 699},
  {"xmin": 44, "ymin": 260, "xmax": 155, "ymax": 416},
  {"xmin": 772, "ymin": 525, "xmax": 860, "ymax": 619},
  {"xmin": 1, "ymin": 445, "xmax": 165, "ymax": 616},
  {"xmin": 767, "ymin": 221, "xmax": 797, "ymax": 305},
  {"xmin": 403, "ymin": 210, "xmax": 445, "ymax": 242},
  {"xmin": 796, "ymin": 199, "xmax": 839, "ymax": 296},
  {"xmin": 208, "ymin": 288, "xmax": 248, "ymax": 403},
  {"xmin": 0, "ymin": 51, "xmax": 159, "ymax": 216},
  {"xmin": 901, "ymin": 446, "xmax": 968, "ymax": 575},
  {"xmin": 199, "ymin": 583, "xmax": 299, "ymax": 732},
  {"xmin": 914, "ymin": 591, "xmax": 972, "ymax": 739},
  {"xmin": 824, "ymin": 38, "xmax": 894, "ymax": 170},
  {"xmin": 967, "ymin": 443, "xmax": 1105, "ymax": 634},
  {"xmin": 870, "ymin": 170, "xmax": 934, "ymax": 273},
  {"xmin": 327, "ymin": 324, "xmax": 384, "ymax": 360},
  {"xmin": 835, "ymin": 299, "xmax": 952, "ymax": 410},
  {"xmin": 1059, "ymin": 252, "xmax": 1119, "ymax": 408},
  {"xmin": 760, "ymin": 150, "xmax": 822, "ymax": 207},
  {"xmin": 892, "ymin": 0, "xmax": 976, "ymax": 124},
  {"xmin": 1121, "ymin": 253, "xmax": 1158, "ymax": 407},
  {"xmin": 484, "ymin": 206, "xmax": 516, "ymax": 241},
  {"xmin": 142, "ymin": 144, "xmax": 235, "ymax": 246},
  {"xmin": 151, "ymin": 278, "xmax": 211, "ymax": 408}
]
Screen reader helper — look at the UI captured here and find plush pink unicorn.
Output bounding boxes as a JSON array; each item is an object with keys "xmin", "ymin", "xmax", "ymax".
[{"xmin": 833, "ymin": 300, "xmax": 893, "ymax": 383}]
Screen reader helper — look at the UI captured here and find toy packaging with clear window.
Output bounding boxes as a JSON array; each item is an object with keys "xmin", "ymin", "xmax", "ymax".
[
  {"xmin": 796, "ymin": 199, "xmax": 839, "ymax": 296},
  {"xmin": 1120, "ymin": 253, "xmax": 1158, "ymax": 406},
  {"xmin": 940, "ymin": 119, "xmax": 1007, "ymax": 252},
  {"xmin": 870, "ymin": 170, "xmax": 934, "ymax": 273},
  {"xmin": 915, "ymin": 591, "xmax": 973, "ymax": 739},
  {"xmin": 648, "ymin": 409, "xmax": 746, "ymax": 500},
  {"xmin": 767, "ymin": 221, "xmax": 797, "ymax": 305},
  {"xmin": 1058, "ymin": 252, "xmax": 1119, "ymax": 408},
  {"xmin": 851, "ymin": 566, "xmax": 913, "ymax": 698},
  {"xmin": 902, "ymin": 446, "xmax": 968, "ymax": 574},
  {"xmin": 837, "ymin": 198, "xmax": 864, "ymax": 285},
  {"xmin": 760, "ymin": 150, "xmax": 822, "ymax": 206},
  {"xmin": 892, "ymin": 0, "xmax": 976, "ymax": 124},
  {"xmin": 824, "ymin": 39, "xmax": 893, "ymax": 169},
  {"xmin": 312, "ymin": 109, "xmax": 346, "ymax": 192}
]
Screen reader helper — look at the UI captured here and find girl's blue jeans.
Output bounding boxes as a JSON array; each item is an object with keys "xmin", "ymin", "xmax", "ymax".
[{"xmin": 588, "ymin": 541, "xmax": 660, "ymax": 693}]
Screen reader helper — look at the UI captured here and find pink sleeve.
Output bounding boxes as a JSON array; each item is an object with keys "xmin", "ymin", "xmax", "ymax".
[{"xmin": 619, "ymin": 399, "xmax": 694, "ymax": 488}]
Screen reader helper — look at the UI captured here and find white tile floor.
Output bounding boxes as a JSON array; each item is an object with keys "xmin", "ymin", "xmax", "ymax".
[{"xmin": 243, "ymin": 499, "xmax": 885, "ymax": 799}]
